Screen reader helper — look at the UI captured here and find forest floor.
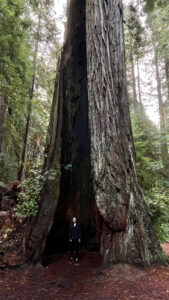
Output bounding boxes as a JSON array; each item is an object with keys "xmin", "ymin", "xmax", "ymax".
[{"xmin": 0, "ymin": 244, "xmax": 168, "ymax": 300}]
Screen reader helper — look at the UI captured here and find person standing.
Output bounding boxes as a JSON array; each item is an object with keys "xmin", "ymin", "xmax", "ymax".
[{"xmin": 69, "ymin": 217, "xmax": 81, "ymax": 263}]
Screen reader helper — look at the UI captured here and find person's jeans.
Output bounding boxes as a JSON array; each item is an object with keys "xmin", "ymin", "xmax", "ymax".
[{"xmin": 70, "ymin": 239, "xmax": 79, "ymax": 259}]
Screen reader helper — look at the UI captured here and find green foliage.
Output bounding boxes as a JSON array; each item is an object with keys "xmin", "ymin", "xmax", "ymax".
[
  {"xmin": 15, "ymin": 166, "xmax": 59, "ymax": 218},
  {"xmin": 62, "ymin": 164, "xmax": 72, "ymax": 171},
  {"xmin": 131, "ymin": 104, "xmax": 169, "ymax": 242},
  {"xmin": 0, "ymin": 152, "xmax": 19, "ymax": 182},
  {"xmin": 131, "ymin": 106, "xmax": 162, "ymax": 189},
  {"xmin": 144, "ymin": 0, "xmax": 156, "ymax": 13},
  {"xmin": 144, "ymin": 0, "xmax": 168, "ymax": 14},
  {"xmin": 0, "ymin": 0, "xmax": 60, "ymax": 182},
  {"xmin": 0, "ymin": 0, "xmax": 32, "ymax": 180},
  {"xmin": 15, "ymin": 160, "xmax": 71, "ymax": 218},
  {"xmin": 145, "ymin": 0, "xmax": 169, "ymax": 60},
  {"xmin": 124, "ymin": 5, "xmax": 147, "ymax": 60},
  {"xmin": 125, "ymin": 0, "xmax": 169, "ymax": 242},
  {"xmin": 145, "ymin": 187, "xmax": 169, "ymax": 242}
]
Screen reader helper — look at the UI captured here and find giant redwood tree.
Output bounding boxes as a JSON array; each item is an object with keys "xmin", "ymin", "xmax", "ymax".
[{"xmin": 24, "ymin": 0, "xmax": 168, "ymax": 266}]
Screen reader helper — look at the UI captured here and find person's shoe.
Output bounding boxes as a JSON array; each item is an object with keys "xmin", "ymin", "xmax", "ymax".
[
  {"xmin": 74, "ymin": 258, "xmax": 79, "ymax": 265},
  {"xmin": 69, "ymin": 257, "xmax": 74, "ymax": 264}
]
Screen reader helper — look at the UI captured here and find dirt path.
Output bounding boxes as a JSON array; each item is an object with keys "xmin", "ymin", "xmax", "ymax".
[{"xmin": 0, "ymin": 244, "xmax": 169, "ymax": 299}]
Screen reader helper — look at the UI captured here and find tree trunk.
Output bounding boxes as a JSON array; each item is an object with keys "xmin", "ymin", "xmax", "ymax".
[
  {"xmin": 136, "ymin": 57, "xmax": 143, "ymax": 106},
  {"xmin": 18, "ymin": 80, "xmax": 33, "ymax": 181},
  {"xmin": 0, "ymin": 96, "xmax": 6, "ymax": 153},
  {"xmin": 23, "ymin": 57, "xmax": 63, "ymax": 262},
  {"xmin": 24, "ymin": 0, "xmax": 168, "ymax": 265},
  {"xmin": 18, "ymin": 13, "xmax": 41, "ymax": 181},
  {"xmin": 131, "ymin": 54, "xmax": 138, "ymax": 109},
  {"xmin": 164, "ymin": 58, "xmax": 169, "ymax": 99},
  {"xmin": 154, "ymin": 50, "xmax": 169, "ymax": 171},
  {"xmin": 25, "ymin": 0, "xmax": 101, "ymax": 261},
  {"xmin": 86, "ymin": 0, "xmax": 167, "ymax": 265}
]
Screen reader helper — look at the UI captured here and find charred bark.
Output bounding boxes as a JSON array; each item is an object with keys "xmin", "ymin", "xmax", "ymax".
[
  {"xmin": 23, "ymin": 57, "xmax": 63, "ymax": 262},
  {"xmin": 24, "ymin": 0, "xmax": 101, "ymax": 261},
  {"xmin": 44, "ymin": 0, "xmax": 101, "ymax": 253}
]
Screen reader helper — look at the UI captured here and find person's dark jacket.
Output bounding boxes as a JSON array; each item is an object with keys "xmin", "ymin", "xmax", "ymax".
[{"xmin": 69, "ymin": 222, "xmax": 81, "ymax": 240}]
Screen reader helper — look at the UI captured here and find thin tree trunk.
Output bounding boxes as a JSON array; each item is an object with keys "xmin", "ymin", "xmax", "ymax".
[
  {"xmin": 131, "ymin": 54, "xmax": 137, "ymax": 109},
  {"xmin": 0, "ymin": 96, "xmax": 6, "ymax": 153},
  {"xmin": 18, "ymin": 14, "xmax": 41, "ymax": 181},
  {"xmin": 18, "ymin": 75, "xmax": 35, "ymax": 181},
  {"xmin": 136, "ymin": 57, "xmax": 142, "ymax": 106},
  {"xmin": 86, "ymin": 0, "xmax": 167, "ymax": 265},
  {"xmin": 164, "ymin": 58, "xmax": 169, "ymax": 99},
  {"xmin": 154, "ymin": 49, "xmax": 169, "ymax": 171}
]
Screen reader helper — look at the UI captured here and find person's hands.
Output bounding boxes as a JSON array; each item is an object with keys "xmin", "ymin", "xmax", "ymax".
[
  {"xmin": 70, "ymin": 239, "xmax": 72, "ymax": 242},
  {"xmin": 78, "ymin": 239, "xmax": 81, "ymax": 243}
]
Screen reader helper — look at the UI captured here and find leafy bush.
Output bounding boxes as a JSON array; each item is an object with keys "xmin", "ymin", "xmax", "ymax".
[
  {"xmin": 15, "ymin": 168, "xmax": 59, "ymax": 218},
  {"xmin": 145, "ymin": 186, "xmax": 169, "ymax": 242},
  {"xmin": 0, "ymin": 153, "xmax": 19, "ymax": 182},
  {"xmin": 15, "ymin": 163, "xmax": 72, "ymax": 218}
]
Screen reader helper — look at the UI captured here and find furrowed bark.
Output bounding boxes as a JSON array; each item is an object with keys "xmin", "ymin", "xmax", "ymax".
[
  {"xmin": 24, "ymin": 57, "xmax": 63, "ymax": 262},
  {"xmin": 86, "ymin": 0, "xmax": 168, "ymax": 265}
]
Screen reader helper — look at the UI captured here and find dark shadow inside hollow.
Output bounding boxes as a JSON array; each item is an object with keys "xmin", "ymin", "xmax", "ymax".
[
  {"xmin": 43, "ymin": 210, "xmax": 102, "ymax": 254},
  {"xmin": 43, "ymin": 153, "xmax": 102, "ymax": 254},
  {"xmin": 44, "ymin": 154, "xmax": 103, "ymax": 254},
  {"xmin": 43, "ymin": 0, "xmax": 102, "ymax": 256}
]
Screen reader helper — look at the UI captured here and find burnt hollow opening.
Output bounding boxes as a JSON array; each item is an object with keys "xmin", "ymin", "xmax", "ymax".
[
  {"xmin": 43, "ymin": 154, "xmax": 102, "ymax": 254},
  {"xmin": 43, "ymin": 0, "xmax": 102, "ymax": 256},
  {"xmin": 44, "ymin": 208, "xmax": 102, "ymax": 254},
  {"xmin": 43, "ymin": 149, "xmax": 102, "ymax": 254}
]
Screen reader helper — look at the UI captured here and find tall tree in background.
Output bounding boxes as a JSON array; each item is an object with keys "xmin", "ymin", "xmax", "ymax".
[
  {"xmin": 125, "ymin": 5, "xmax": 146, "ymax": 108},
  {"xmin": 0, "ymin": 96, "xmax": 5, "ymax": 152},
  {"xmin": 124, "ymin": 0, "xmax": 169, "ymax": 243},
  {"xmin": 24, "ymin": 0, "xmax": 168, "ymax": 266},
  {"xmin": 144, "ymin": 0, "xmax": 169, "ymax": 172},
  {"xmin": 154, "ymin": 47, "xmax": 169, "ymax": 170},
  {"xmin": 0, "ymin": 0, "xmax": 32, "ymax": 180},
  {"xmin": 0, "ymin": 0, "xmax": 59, "ymax": 182},
  {"xmin": 18, "ymin": 6, "xmax": 41, "ymax": 181},
  {"xmin": 18, "ymin": 0, "xmax": 58, "ymax": 181}
]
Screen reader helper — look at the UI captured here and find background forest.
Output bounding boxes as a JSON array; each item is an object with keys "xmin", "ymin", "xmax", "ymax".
[{"xmin": 0, "ymin": 0, "xmax": 169, "ymax": 243}]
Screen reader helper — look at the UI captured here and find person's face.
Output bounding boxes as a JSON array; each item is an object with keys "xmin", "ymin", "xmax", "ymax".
[{"xmin": 73, "ymin": 217, "xmax": 76, "ymax": 223}]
